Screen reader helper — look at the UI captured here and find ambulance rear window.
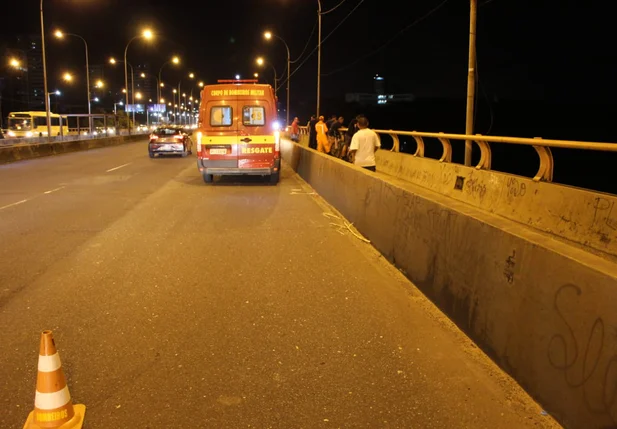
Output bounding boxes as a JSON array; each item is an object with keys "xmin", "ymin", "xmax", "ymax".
[
  {"xmin": 242, "ymin": 106, "xmax": 265, "ymax": 126},
  {"xmin": 210, "ymin": 106, "xmax": 232, "ymax": 127}
]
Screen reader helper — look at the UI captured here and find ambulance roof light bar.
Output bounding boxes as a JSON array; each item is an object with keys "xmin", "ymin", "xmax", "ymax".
[{"xmin": 217, "ymin": 79, "xmax": 259, "ymax": 84}]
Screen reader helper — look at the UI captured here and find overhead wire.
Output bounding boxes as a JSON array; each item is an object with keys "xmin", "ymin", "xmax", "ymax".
[
  {"xmin": 322, "ymin": 0, "xmax": 449, "ymax": 77},
  {"xmin": 277, "ymin": 0, "xmax": 366, "ymax": 88},
  {"xmin": 321, "ymin": 0, "xmax": 348, "ymax": 15},
  {"xmin": 291, "ymin": 18, "xmax": 318, "ymax": 63}
]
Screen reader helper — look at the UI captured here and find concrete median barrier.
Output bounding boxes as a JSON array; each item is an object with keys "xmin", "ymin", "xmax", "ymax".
[
  {"xmin": 281, "ymin": 138, "xmax": 617, "ymax": 429},
  {"xmin": 0, "ymin": 134, "xmax": 146, "ymax": 165}
]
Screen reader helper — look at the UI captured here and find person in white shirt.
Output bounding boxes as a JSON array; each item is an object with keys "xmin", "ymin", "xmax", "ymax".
[{"xmin": 348, "ymin": 115, "xmax": 380, "ymax": 171}]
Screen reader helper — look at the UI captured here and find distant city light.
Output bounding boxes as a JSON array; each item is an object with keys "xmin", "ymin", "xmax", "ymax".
[{"xmin": 235, "ymin": 74, "xmax": 240, "ymax": 79}]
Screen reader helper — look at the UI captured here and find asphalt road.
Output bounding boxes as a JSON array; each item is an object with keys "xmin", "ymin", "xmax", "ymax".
[{"xmin": 0, "ymin": 141, "xmax": 561, "ymax": 428}]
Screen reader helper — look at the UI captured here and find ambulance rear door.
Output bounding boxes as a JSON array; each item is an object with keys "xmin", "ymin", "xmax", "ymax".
[
  {"xmin": 201, "ymin": 93, "xmax": 239, "ymax": 168},
  {"xmin": 236, "ymin": 97, "xmax": 277, "ymax": 170}
]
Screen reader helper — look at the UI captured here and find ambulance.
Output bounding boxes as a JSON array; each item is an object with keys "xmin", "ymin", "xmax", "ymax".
[{"xmin": 195, "ymin": 79, "xmax": 281, "ymax": 184}]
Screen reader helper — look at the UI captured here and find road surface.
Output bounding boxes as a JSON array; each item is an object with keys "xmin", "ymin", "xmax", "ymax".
[{"xmin": 0, "ymin": 141, "xmax": 561, "ymax": 428}]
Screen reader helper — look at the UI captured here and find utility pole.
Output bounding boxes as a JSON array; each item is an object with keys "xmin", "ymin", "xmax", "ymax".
[
  {"xmin": 464, "ymin": 0, "xmax": 477, "ymax": 166},
  {"xmin": 316, "ymin": 0, "xmax": 322, "ymax": 117}
]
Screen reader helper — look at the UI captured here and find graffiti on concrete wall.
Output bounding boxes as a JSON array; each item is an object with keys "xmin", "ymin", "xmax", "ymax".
[{"xmin": 547, "ymin": 283, "xmax": 617, "ymax": 424}]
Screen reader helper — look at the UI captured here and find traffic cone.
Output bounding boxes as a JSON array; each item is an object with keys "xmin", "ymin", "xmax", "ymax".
[{"xmin": 23, "ymin": 330, "xmax": 85, "ymax": 429}]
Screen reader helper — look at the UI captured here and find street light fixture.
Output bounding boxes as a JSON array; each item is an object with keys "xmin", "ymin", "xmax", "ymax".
[
  {"xmin": 9, "ymin": 58, "xmax": 20, "ymax": 68},
  {"xmin": 54, "ymin": 29, "xmax": 94, "ymax": 132},
  {"xmin": 95, "ymin": 80, "xmax": 104, "ymax": 88},
  {"xmin": 256, "ymin": 57, "xmax": 278, "ymax": 94},
  {"xmin": 63, "ymin": 72, "xmax": 73, "ymax": 82},
  {"xmin": 264, "ymin": 30, "xmax": 292, "ymax": 125}
]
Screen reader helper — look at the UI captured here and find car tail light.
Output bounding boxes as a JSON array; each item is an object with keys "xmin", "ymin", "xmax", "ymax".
[
  {"xmin": 173, "ymin": 134, "xmax": 183, "ymax": 140},
  {"xmin": 150, "ymin": 134, "xmax": 158, "ymax": 140}
]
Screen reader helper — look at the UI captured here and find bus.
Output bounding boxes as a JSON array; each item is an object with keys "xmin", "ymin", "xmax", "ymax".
[{"xmin": 5, "ymin": 111, "xmax": 69, "ymax": 138}]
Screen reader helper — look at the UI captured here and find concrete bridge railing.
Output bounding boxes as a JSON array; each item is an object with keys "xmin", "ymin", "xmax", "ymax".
[{"xmin": 296, "ymin": 126, "xmax": 617, "ymax": 259}]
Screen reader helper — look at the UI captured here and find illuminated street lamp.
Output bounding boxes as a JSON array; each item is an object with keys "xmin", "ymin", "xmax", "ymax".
[
  {"xmin": 124, "ymin": 28, "xmax": 154, "ymax": 133},
  {"xmin": 256, "ymin": 57, "xmax": 278, "ymax": 94},
  {"xmin": 253, "ymin": 72, "xmax": 259, "ymax": 78},
  {"xmin": 63, "ymin": 72, "xmax": 73, "ymax": 82},
  {"xmin": 54, "ymin": 29, "xmax": 93, "ymax": 132},
  {"xmin": 198, "ymin": 81, "xmax": 204, "ymax": 87},
  {"xmin": 95, "ymin": 80, "xmax": 104, "ymax": 88},
  {"xmin": 158, "ymin": 55, "xmax": 180, "ymax": 104},
  {"xmin": 9, "ymin": 58, "xmax": 20, "ymax": 68},
  {"xmin": 264, "ymin": 30, "xmax": 292, "ymax": 125}
]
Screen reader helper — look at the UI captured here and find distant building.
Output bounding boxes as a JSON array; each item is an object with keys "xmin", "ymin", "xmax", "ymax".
[
  {"xmin": 134, "ymin": 64, "xmax": 153, "ymax": 102},
  {"xmin": 1, "ymin": 35, "xmax": 45, "ymax": 112},
  {"xmin": 345, "ymin": 74, "xmax": 415, "ymax": 106}
]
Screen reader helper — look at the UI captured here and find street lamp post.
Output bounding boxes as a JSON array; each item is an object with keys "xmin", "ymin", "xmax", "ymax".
[
  {"xmin": 158, "ymin": 56, "xmax": 179, "ymax": 104},
  {"xmin": 123, "ymin": 29, "xmax": 153, "ymax": 134},
  {"xmin": 264, "ymin": 31, "xmax": 292, "ymax": 125},
  {"xmin": 46, "ymin": 90, "xmax": 61, "ymax": 135},
  {"xmin": 40, "ymin": 0, "xmax": 52, "ymax": 140},
  {"xmin": 54, "ymin": 30, "xmax": 92, "ymax": 133},
  {"xmin": 110, "ymin": 58, "xmax": 135, "ymax": 133},
  {"xmin": 464, "ymin": 0, "xmax": 478, "ymax": 167}
]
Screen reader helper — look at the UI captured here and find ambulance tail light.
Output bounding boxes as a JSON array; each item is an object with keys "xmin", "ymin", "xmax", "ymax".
[
  {"xmin": 196, "ymin": 132, "xmax": 203, "ymax": 154},
  {"xmin": 274, "ymin": 131, "xmax": 280, "ymax": 152}
]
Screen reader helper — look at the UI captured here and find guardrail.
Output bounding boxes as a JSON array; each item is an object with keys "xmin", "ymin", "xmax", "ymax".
[
  {"xmin": 298, "ymin": 125, "xmax": 617, "ymax": 183},
  {"xmin": 0, "ymin": 130, "xmax": 146, "ymax": 147}
]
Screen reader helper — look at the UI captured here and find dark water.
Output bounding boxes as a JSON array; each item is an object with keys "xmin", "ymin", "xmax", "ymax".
[{"xmin": 316, "ymin": 97, "xmax": 617, "ymax": 196}]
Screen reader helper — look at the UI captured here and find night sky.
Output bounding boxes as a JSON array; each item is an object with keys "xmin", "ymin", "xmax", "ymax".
[{"xmin": 2, "ymin": 0, "xmax": 616, "ymax": 122}]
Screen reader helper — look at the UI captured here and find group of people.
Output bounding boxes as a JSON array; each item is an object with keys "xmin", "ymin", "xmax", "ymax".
[{"xmin": 289, "ymin": 114, "xmax": 381, "ymax": 172}]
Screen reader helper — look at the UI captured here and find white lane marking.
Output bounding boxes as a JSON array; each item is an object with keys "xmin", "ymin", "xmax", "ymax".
[
  {"xmin": 106, "ymin": 162, "xmax": 131, "ymax": 173},
  {"xmin": 0, "ymin": 199, "xmax": 28, "ymax": 211},
  {"xmin": 44, "ymin": 186, "xmax": 65, "ymax": 194}
]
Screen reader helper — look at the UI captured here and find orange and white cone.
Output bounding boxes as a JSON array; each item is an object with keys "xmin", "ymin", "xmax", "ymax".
[{"xmin": 23, "ymin": 330, "xmax": 85, "ymax": 429}]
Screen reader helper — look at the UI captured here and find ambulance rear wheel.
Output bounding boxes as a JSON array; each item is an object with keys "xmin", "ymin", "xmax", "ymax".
[{"xmin": 202, "ymin": 173, "xmax": 213, "ymax": 183}]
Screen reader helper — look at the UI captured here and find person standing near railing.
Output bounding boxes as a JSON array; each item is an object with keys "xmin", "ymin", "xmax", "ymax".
[
  {"xmin": 316, "ymin": 115, "xmax": 330, "ymax": 153},
  {"xmin": 349, "ymin": 115, "xmax": 380, "ymax": 171},
  {"xmin": 342, "ymin": 116, "xmax": 359, "ymax": 161},
  {"xmin": 307, "ymin": 114, "xmax": 317, "ymax": 149},
  {"xmin": 290, "ymin": 117, "xmax": 300, "ymax": 142}
]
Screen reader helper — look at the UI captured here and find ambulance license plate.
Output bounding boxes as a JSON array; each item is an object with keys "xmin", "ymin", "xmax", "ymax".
[{"xmin": 210, "ymin": 148, "xmax": 227, "ymax": 155}]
